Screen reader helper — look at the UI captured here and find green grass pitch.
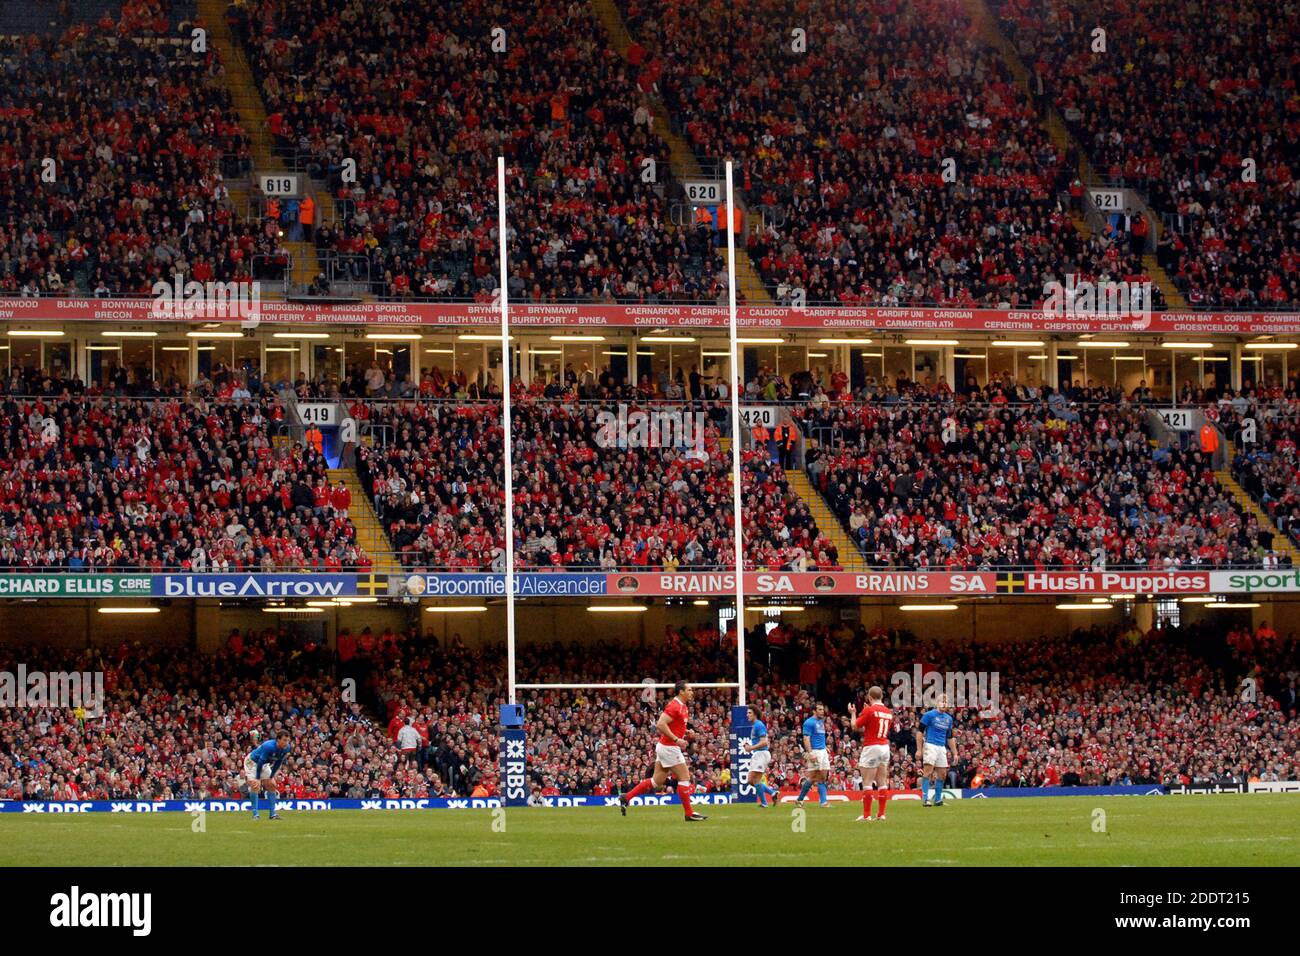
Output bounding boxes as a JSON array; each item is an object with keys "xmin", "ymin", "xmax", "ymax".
[{"xmin": 3, "ymin": 795, "xmax": 1295, "ymax": 866}]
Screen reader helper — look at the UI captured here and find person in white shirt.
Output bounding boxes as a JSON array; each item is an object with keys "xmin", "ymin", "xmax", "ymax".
[{"xmin": 396, "ymin": 717, "xmax": 424, "ymax": 768}]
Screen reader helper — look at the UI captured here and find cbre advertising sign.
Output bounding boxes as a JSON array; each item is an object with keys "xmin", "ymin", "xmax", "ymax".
[{"xmin": 0, "ymin": 575, "xmax": 151, "ymax": 597}]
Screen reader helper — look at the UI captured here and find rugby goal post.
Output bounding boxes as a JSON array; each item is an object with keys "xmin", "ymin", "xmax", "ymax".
[{"xmin": 494, "ymin": 158, "xmax": 754, "ymax": 808}]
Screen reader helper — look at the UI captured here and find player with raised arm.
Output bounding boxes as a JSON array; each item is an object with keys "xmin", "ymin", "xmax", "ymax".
[
  {"xmin": 618, "ymin": 681, "xmax": 708, "ymax": 822},
  {"xmin": 849, "ymin": 685, "xmax": 893, "ymax": 822},
  {"xmin": 741, "ymin": 706, "xmax": 779, "ymax": 807},
  {"xmin": 916, "ymin": 693, "xmax": 955, "ymax": 807},
  {"xmin": 794, "ymin": 702, "xmax": 831, "ymax": 808},
  {"xmin": 244, "ymin": 730, "xmax": 292, "ymax": 820}
]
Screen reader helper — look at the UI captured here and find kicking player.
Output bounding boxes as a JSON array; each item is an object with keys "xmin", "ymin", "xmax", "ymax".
[
  {"xmin": 244, "ymin": 730, "xmax": 292, "ymax": 820},
  {"xmin": 916, "ymin": 694, "xmax": 955, "ymax": 807},
  {"xmin": 741, "ymin": 706, "xmax": 779, "ymax": 807},
  {"xmin": 849, "ymin": 686, "xmax": 893, "ymax": 821},
  {"xmin": 619, "ymin": 681, "xmax": 708, "ymax": 822},
  {"xmin": 795, "ymin": 702, "xmax": 831, "ymax": 807}
]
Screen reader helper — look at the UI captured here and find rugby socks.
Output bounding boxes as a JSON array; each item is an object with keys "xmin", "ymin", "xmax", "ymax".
[
  {"xmin": 921, "ymin": 777, "xmax": 931, "ymax": 803},
  {"xmin": 676, "ymin": 782, "xmax": 694, "ymax": 818},
  {"xmin": 816, "ymin": 782, "xmax": 828, "ymax": 806},
  {"xmin": 757, "ymin": 784, "xmax": 768, "ymax": 807},
  {"xmin": 250, "ymin": 791, "xmax": 259, "ymax": 817},
  {"xmin": 764, "ymin": 783, "xmax": 779, "ymax": 801},
  {"xmin": 797, "ymin": 778, "xmax": 813, "ymax": 802},
  {"xmin": 933, "ymin": 780, "xmax": 943, "ymax": 805},
  {"xmin": 624, "ymin": 778, "xmax": 655, "ymax": 802},
  {"xmin": 875, "ymin": 787, "xmax": 889, "ymax": 818}
]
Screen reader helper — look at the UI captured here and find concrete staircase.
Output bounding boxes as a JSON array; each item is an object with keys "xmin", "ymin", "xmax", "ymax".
[
  {"xmin": 197, "ymin": 0, "xmax": 336, "ymax": 292},
  {"xmin": 590, "ymin": 0, "xmax": 772, "ymax": 305},
  {"xmin": 965, "ymin": 0, "xmax": 1187, "ymax": 309},
  {"xmin": 1143, "ymin": 254, "xmax": 1187, "ymax": 309},
  {"xmin": 328, "ymin": 468, "xmax": 403, "ymax": 574},
  {"xmin": 1216, "ymin": 442, "xmax": 1300, "ymax": 564},
  {"xmin": 784, "ymin": 469, "xmax": 869, "ymax": 571}
]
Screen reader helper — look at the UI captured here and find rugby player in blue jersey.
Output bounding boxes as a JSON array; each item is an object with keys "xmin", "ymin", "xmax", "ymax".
[
  {"xmin": 244, "ymin": 730, "xmax": 292, "ymax": 820},
  {"xmin": 741, "ymin": 706, "xmax": 780, "ymax": 807},
  {"xmin": 916, "ymin": 695, "xmax": 955, "ymax": 807},
  {"xmin": 795, "ymin": 702, "xmax": 831, "ymax": 808}
]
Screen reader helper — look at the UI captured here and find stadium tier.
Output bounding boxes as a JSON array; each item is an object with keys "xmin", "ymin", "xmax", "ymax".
[
  {"xmin": 0, "ymin": 0, "xmax": 1289, "ymax": 310},
  {"xmin": 2, "ymin": 619, "xmax": 1295, "ymax": 800},
  {"xmin": 0, "ymin": 389, "xmax": 1294, "ymax": 573}
]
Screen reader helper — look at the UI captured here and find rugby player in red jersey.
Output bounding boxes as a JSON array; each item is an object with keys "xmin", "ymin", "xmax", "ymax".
[
  {"xmin": 618, "ymin": 681, "xmax": 708, "ymax": 822},
  {"xmin": 849, "ymin": 685, "xmax": 894, "ymax": 822}
]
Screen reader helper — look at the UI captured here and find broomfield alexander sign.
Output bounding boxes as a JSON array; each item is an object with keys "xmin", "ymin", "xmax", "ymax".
[
  {"xmin": 393, "ymin": 568, "xmax": 1300, "ymax": 598},
  {"xmin": 1, "ymin": 569, "xmax": 1299, "ymax": 599}
]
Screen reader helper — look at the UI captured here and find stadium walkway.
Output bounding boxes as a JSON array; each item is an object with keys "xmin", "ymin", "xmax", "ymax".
[{"xmin": 328, "ymin": 469, "xmax": 404, "ymax": 574}]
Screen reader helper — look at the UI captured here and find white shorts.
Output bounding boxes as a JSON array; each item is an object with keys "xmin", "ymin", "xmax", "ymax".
[
  {"xmin": 243, "ymin": 757, "xmax": 272, "ymax": 782},
  {"xmin": 748, "ymin": 749, "xmax": 772, "ymax": 774},
  {"xmin": 923, "ymin": 743, "xmax": 949, "ymax": 769},
  {"xmin": 655, "ymin": 743, "xmax": 687, "ymax": 769},
  {"xmin": 805, "ymin": 748, "xmax": 831, "ymax": 772},
  {"xmin": 859, "ymin": 744, "xmax": 890, "ymax": 769}
]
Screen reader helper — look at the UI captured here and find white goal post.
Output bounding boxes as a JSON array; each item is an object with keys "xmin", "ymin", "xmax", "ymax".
[{"xmin": 494, "ymin": 157, "xmax": 754, "ymax": 807}]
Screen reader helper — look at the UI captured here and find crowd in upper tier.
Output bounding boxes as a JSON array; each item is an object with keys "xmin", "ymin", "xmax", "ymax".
[
  {"xmin": 0, "ymin": 9, "xmax": 269, "ymax": 298},
  {"xmin": 2, "ymin": 616, "xmax": 1294, "ymax": 800},
  {"xmin": 993, "ymin": 0, "xmax": 1300, "ymax": 309},
  {"xmin": 233, "ymin": 0, "xmax": 722, "ymax": 303},
  {"xmin": 616, "ymin": 0, "xmax": 1162, "ymax": 309},
  {"xmin": 14, "ymin": 0, "xmax": 1297, "ymax": 307}
]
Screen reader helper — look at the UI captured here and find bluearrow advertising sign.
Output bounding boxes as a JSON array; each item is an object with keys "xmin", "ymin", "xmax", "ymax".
[{"xmin": 152, "ymin": 574, "xmax": 358, "ymax": 598}]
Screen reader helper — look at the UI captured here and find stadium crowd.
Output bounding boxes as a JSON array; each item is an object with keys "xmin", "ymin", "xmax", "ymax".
[
  {"xmin": 355, "ymin": 396, "xmax": 838, "ymax": 571},
  {"xmin": 994, "ymin": 0, "xmax": 1300, "ymax": 309},
  {"xmin": 1, "ymin": 615, "xmax": 1295, "ymax": 800},
  {"xmin": 0, "ymin": 0, "xmax": 1286, "ymax": 312},
  {"xmin": 1226, "ymin": 400, "xmax": 1300, "ymax": 550},
  {"xmin": 798, "ymin": 392, "xmax": 1284, "ymax": 569},
  {"xmin": 0, "ymin": 17, "xmax": 265, "ymax": 299},
  {"xmin": 0, "ymin": 394, "xmax": 367, "ymax": 571},
  {"xmin": 232, "ymin": 0, "xmax": 724, "ymax": 303},
  {"xmin": 618, "ymin": 0, "xmax": 1161, "ymax": 309}
]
